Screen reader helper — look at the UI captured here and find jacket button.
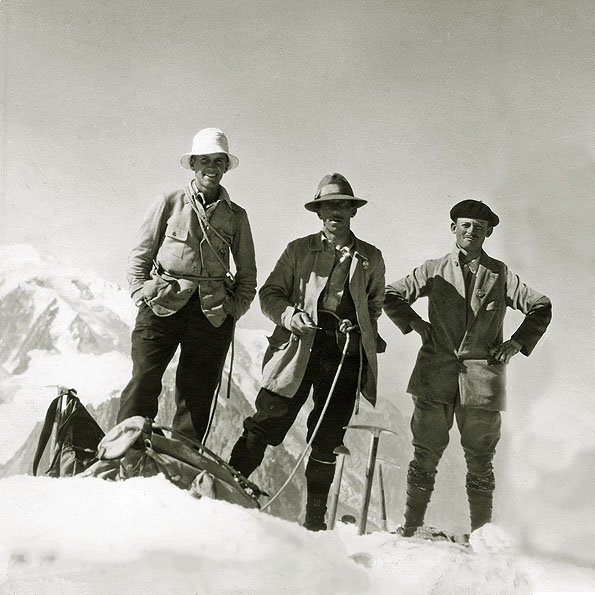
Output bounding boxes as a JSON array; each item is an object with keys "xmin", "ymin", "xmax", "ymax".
[{"xmin": 172, "ymin": 231, "xmax": 177, "ymax": 237}]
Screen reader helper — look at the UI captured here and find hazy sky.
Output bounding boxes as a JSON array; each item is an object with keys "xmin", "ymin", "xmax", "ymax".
[
  {"xmin": 2, "ymin": 0, "xmax": 593, "ymax": 359},
  {"xmin": 2, "ymin": 0, "xmax": 594, "ymax": 366},
  {"xmin": 2, "ymin": 0, "xmax": 595, "ymax": 557}
]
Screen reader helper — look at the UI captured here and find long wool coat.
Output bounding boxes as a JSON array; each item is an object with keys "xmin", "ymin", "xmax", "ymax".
[
  {"xmin": 259, "ymin": 232, "xmax": 386, "ymax": 406},
  {"xmin": 383, "ymin": 246, "xmax": 552, "ymax": 411}
]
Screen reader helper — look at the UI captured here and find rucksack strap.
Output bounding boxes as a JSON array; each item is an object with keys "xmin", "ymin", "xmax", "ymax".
[{"xmin": 32, "ymin": 388, "xmax": 77, "ymax": 476}]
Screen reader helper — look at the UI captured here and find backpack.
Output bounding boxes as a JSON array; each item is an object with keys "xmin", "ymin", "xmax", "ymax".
[
  {"xmin": 32, "ymin": 388, "xmax": 264, "ymax": 510},
  {"xmin": 80, "ymin": 416, "xmax": 263, "ymax": 510},
  {"xmin": 32, "ymin": 387, "xmax": 105, "ymax": 477}
]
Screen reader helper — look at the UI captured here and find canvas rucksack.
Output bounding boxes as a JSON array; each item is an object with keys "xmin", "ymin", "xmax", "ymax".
[
  {"xmin": 32, "ymin": 387, "xmax": 105, "ymax": 477},
  {"xmin": 80, "ymin": 416, "xmax": 264, "ymax": 510},
  {"xmin": 32, "ymin": 389, "xmax": 263, "ymax": 511}
]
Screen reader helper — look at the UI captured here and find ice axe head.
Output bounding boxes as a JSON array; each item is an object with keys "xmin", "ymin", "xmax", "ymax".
[
  {"xmin": 344, "ymin": 424, "xmax": 398, "ymax": 438},
  {"xmin": 333, "ymin": 445, "xmax": 351, "ymax": 457}
]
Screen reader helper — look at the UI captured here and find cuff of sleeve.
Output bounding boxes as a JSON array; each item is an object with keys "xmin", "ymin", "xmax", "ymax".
[
  {"xmin": 510, "ymin": 333, "xmax": 529, "ymax": 356},
  {"xmin": 405, "ymin": 314, "xmax": 423, "ymax": 335},
  {"xmin": 131, "ymin": 289, "xmax": 145, "ymax": 307},
  {"xmin": 280, "ymin": 305, "xmax": 299, "ymax": 330}
]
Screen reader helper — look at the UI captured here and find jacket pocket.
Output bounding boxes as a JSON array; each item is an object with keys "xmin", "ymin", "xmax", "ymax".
[
  {"xmin": 142, "ymin": 269, "xmax": 195, "ymax": 317},
  {"xmin": 142, "ymin": 272, "xmax": 169, "ymax": 302},
  {"xmin": 458, "ymin": 359, "xmax": 506, "ymax": 411},
  {"xmin": 164, "ymin": 223, "xmax": 188, "ymax": 258}
]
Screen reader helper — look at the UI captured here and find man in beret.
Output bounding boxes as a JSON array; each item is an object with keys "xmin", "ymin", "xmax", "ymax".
[
  {"xmin": 384, "ymin": 199, "xmax": 551, "ymax": 536},
  {"xmin": 118, "ymin": 128, "xmax": 257, "ymax": 443},
  {"xmin": 229, "ymin": 173, "xmax": 385, "ymax": 531}
]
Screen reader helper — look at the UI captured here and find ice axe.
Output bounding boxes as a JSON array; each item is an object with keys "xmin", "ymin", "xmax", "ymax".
[
  {"xmin": 345, "ymin": 424, "xmax": 398, "ymax": 535},
  {"xmin": 327, "ymin": 445, "xmax": 351, "ymax": 530},
  {"xmin": 376, "ymin": 458, "xmax": 400, "ymax": 532}
]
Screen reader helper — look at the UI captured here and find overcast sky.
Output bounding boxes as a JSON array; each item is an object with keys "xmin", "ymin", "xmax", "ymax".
[
  {"xmin": 2, "ymin": 0, "xmax": 593, "ymax": 364},
  {"xmin": 2, "ymin": 0, "xmax": 595, "ymax": 555},
  {"xmin": 2, "ymin": 0, "xmax": 594, "ymax": 366},
  {"xmin": 2, "ymin": 0, "xmax": 593, "ymax": 285}
]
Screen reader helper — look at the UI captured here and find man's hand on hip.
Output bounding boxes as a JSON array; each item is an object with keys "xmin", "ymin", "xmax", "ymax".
[
  {"xmin": 410, "ymin": 318, "xmax": 432, "ymax": 343},
  {"xmin": 489, "ymin": 339, "xmax": 522, "ymax": 364}
]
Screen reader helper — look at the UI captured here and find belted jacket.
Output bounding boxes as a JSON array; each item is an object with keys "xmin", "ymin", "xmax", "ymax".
[
  {"xmin": 383, "ymin": 246, "xmax": 552, "ymax": 410},
  {"xmin": 259, "ymin": 232, "xmax": 386, "ymax": 405},
  {"xmin": 127, "ymin": 185, "xmax": 257, "ymax": 327}
]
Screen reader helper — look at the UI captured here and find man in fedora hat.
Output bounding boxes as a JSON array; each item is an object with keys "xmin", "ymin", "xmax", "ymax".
[
  {"xmin": 228, "ymin": 173, "xmax": 386, "ymax": 531},
  {"xmin": 383, "ymin": 199, "xmax": 552, "ymax": 537},
  {"xmin": 117, "ymin": 128, "xmax": 257, "ymax": 444}
]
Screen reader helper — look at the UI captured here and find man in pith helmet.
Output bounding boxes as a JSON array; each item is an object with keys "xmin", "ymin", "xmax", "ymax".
[
  {"xmin": 118, "ymin": 128, "xmax": 257, "ymax": 443},
  {"xmin": 383, "ymin": 199, "xmax": 552, "ymax": 537},
  {"xmin": 229, "ymin": 173, "xmax": 386, "ymax": 531}
]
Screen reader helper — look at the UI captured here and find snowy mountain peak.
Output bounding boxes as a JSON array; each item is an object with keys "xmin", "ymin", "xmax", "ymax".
[{"xmin": 0, "ymin": 244, "xmax": 135, "ymax": 374}]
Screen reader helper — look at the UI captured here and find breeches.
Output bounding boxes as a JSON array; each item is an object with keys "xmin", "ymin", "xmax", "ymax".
[
  {"xmin": 243, "ymin": 329, "xmax": 360, "ymax": 462},
  {"xmin": 117, "ymin": 299, "xmax": 233, "ymax": 441},
  {"xmin": 410, "ymin": 395, "xmax": 501, "ymax": 479}
]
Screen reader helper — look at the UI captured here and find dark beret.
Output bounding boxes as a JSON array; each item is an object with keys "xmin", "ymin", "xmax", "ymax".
[{"xmin": 449, "ymin": 199, "xmax": 499, "ymax": 227}]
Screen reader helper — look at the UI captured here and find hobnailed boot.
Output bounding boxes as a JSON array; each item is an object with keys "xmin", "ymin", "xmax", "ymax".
[
  {"xmin": 400, "ymin": 462, "xmax": 436, "ymax": 537},
  {"xmin": 228, "ymin": 431, "xmax": 267, "ymax": 478},
  {"xmin": 303, "ymin": 456, "xmax": 336, "ymax": 532},
  {"xmin": 467, "ymin": 487, "xmax": 493, "ymax": 532}
]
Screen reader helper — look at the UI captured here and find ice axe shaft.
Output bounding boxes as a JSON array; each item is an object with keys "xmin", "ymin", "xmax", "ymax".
[
  {"xmin": 346, "ymin": 424, "xmax": 398, "ymax": 535},
  {"xmin": 328, "ymin": 445, "xmax": 350, "ymax": 530},
  {"xmin": 378, "ymin": 463, "xmax": 387, "ymax": 531}
]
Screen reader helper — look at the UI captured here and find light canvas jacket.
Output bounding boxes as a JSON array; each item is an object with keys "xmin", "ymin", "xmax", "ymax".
[
  {"xmin": 259, "ymin": 232, "xmax": 386, "ymax": 406},
  {"xmin": 127, "ymin": 186, "xmax": 257, "ymax": 326},
  {"xmin": 383, "ymin": 246, "xmax": 552, "ymax": 411}
]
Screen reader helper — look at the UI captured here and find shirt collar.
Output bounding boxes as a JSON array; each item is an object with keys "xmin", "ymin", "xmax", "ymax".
[
  {"xmin": 188, "ymin": 179, "xmax": 232, "ymax": 208},
  {"xmin": 320, "ymin": 230, "xmax": 355, "ymax": 253},
  {"xmin": 453, "ymin": 243, "xmax": 481, "ymax": 272}
]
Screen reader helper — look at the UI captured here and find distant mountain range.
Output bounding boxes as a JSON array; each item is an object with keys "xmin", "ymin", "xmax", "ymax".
[{"xmin": 0, "ymin": 243, "xmax": 469, "ymax": 533}]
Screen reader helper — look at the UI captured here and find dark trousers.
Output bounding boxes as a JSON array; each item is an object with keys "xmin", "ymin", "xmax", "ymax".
[
  {"xmin": 117, "ymin": 299, "xmax": 233, "ymax": 442},
  {"xmin": 230, "ymin": 329, "xmax": 360, "ymax": 477},
  {"xmin": 410, "ymin": 395, "xmax": 501, "ymax": 481}
]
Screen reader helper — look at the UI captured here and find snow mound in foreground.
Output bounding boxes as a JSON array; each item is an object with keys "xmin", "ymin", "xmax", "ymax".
[{"xmin": 1, "ymin": 476, "xmax": 594, "ymax": 595}]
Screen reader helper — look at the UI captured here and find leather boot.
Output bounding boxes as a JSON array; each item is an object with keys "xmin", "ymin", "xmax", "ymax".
[
  {"xmin": 228, "ymin": 431, "xmax": 267, "ymax": 478},
  {"xmin": 304, "ymin": 456, "xmax": 336, "ymax": 531},
  {"xmin": 304, "ymin": 493, "xmax": 328, "ymax": 531}
]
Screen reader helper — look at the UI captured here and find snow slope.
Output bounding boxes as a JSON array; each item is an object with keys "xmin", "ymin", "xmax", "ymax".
[{"xmin": 1, "ymin": 476, "xmax": 594, "ymax": 595}]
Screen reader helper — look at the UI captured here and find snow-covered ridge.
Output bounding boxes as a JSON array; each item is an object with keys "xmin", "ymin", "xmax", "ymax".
[
  {"xmin": 1, "ymin": 476, "xmax": 594, "ymax": 595},
  {"xmin": 0, "ymin": 244, "xmax": 134, "ymax": 371},
  {"xmin": 0, "ymin": 244, "xmax": 132, "ymax": 318}
]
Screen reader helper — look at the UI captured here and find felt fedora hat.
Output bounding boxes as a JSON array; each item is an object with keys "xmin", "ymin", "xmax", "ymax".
[
  {"xmin": 180, "ymin": 128, "xmax": 239, "ymax": 171},
  {"xmin": 304, "ymin": 173, "xmax": 367, "ymax": 212}
]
